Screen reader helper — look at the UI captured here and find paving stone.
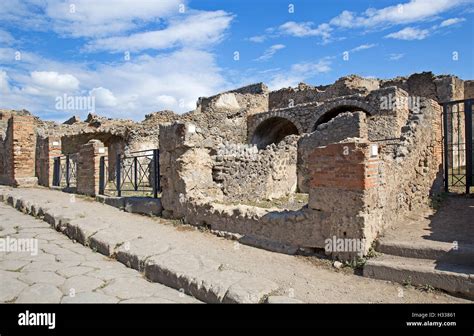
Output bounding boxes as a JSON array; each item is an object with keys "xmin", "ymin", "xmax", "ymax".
[
  {"xmin": 15, "ymin": 283, "xmax": 63, "ymax": 303},
  {"xmin": 57, "ymin": 266, "xmax": 95, "ymax": 278},
  {"xmin": 22, "ymin": 256, "xmax": 79, "ymax": 272},
  {"xmin": 35, "ymin": 233, "xmax": 69, "ymax": 242},
  {"xmin": 151, "ymin": 287, "xmax": 202, "ymax": 303},
  {"xmin": 41, "ymin": 244, "xmax": 80, "ymax": 256},
  {"xmin": 266, "ymin": 295, "xmax": 304, "ymax": 303},
  {"xmin": 87, "ymin": 267, "xmax": 140, "ymax": 281},
  {"xmin": 223, "ymin": 277, "xmax": 279, "ymax": 303},
  {"xmin": 116, "ymin": 238, "xmax": 170, "ymax": 271},
  {"xmin": 61, "ymin": 292, "xmax": 120, "ymax": 304},
  {"xmin": 101, "ymin": 277, "xmax": 159, "ymax": 300},
  {"xmin": 60, "ymin": 275, "xmax": 105, "ymax": 295},
  {"xmin": 119, "ymin": 297, "xmax": 176, "ymax": 304},
  {"xmin": 54, "ymin": 253, "xmax": 86, "ymax": 264},
  {"xmin": 89, "ymin": 229, "xmax": 142, "ymax": 257},
  {"xmin": 0, "ymin": 259, "xmax": 31, "ymax": 271},
  {"xmin": 19, "ymin": 271, "xmax": 66, "ymax": 286},
  {"xmin": 0, "ymin": 273, "xmax": 28, "ymax": 302}
]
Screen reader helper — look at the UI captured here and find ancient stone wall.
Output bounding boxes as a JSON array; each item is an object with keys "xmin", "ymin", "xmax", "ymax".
[
  {"xmin": 191, "ymin": 85, "xmax": 269, "ymax": 144},
  {"xmin": 212, "ymin": 135, "xmax": 298, "ymax": 202},
  {"xmin": 376, "ymin": 98, "xmax": 444, "ymax": 224},
  {"xmin": 464, "ymin": 80, "xmax": 474, "ymax": 99},
  {"xmin": 365, "ymin": 86, "xmax": 411, "ymax": 141},
  {"xmin": 248, "ymin": 93, "xmax": 385, "ymax": 143},
  {"xmin": 159, "ymin": 123, "xmax": 223, "ymax": 219},
  {"xmin": 380, "ymin": 72, "xmax": 464, "ymax": 103},
  {"xmin": 159, "ymin": 122, "xmax": 386, "ymax": 260},
  {"xmin": 268, "ymin": 76, "xmax": 380, "ymax": 110}
]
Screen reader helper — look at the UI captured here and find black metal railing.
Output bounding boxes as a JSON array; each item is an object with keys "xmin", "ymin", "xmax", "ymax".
[
  {"xmin": 52, "ymin": 154, "xmax": 78, "ymax": 188},
  {"xmin": 99, "ymin": 149, "xmax": 160, "ymax": 198},
  {"xmin": 442, "ymin": 99, "xmax": 473, "ymax": 194}
]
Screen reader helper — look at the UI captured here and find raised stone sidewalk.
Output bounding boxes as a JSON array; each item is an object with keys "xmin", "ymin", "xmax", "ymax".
[
  {"xmin": 0, "ymin": 203, "xmax": 200, "ymax": 303},
  {"xmin": 0, "ymin": 186, "xmax": 469, "ymax": 303}
]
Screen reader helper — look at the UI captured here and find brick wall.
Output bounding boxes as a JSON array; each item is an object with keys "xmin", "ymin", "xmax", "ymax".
[
  {"xmin": 0, "ymin": 115, "xmax": 38, "ymax": 187},
  {"xmin": 77, "ymin": 139, "xmax": 108, "ymax": 196},
  {"xmin": 308, "ymin": 142, "xmax": 379, "ymax": 192},
  {"xmin": 298, "ymin": 111, "xmax": 368, "ymax": 192},
  {"xmin": 36, "ymin": 136, "xmax": 62, "ymax": 187}
]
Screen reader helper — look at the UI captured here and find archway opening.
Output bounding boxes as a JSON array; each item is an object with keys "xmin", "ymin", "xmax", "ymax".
[
  {"xmin": 313, "ymin": 105, "xmax": 371, "ymax": 131},
  {"xmin": 251, "ymin": 117, "xmax": 299, "ymax": 149}
]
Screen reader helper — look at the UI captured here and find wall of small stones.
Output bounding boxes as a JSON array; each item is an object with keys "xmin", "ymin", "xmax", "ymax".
[
  {"xmin": 192, "ymin": 87, "xmax": 269, "ymax": 145},
  {"xmin": 375, "ymin": 98, "xmax": 444, "ymax": 225},
  {"xmin": 159, "ymin": 122, "xmax": 386, "ymax": 260},
  {"xmin": 465, "ymin": 80, "xmax": 474, "ymax": 99},
  {"xmin": 380, "ymin": 72, "xmax": 465, "ymax": 103},
  {"xmin": 247, "ymin": 95, "xmax": 380, "ymax": 142},
  {"xmin": 268, "ymin": 76, "xmax": 380, "ymax": 110},
  {"xmin": 212, "ymin": 135, "xmax": 298, "ymax": 202},
  {"xmin": 159, "ymin": 103, "xmax": 444, "ymax": 260}
]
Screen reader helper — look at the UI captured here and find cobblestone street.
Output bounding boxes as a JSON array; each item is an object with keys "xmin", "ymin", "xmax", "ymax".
[{"xmin": 0, "ymin": 203, "xmax": 200, "ymax": 303}]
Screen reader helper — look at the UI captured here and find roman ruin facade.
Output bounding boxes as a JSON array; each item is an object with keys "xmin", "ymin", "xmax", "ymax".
[{"xmin": 1, "ymin": 71, "xmax": 472, "ymax": 261}]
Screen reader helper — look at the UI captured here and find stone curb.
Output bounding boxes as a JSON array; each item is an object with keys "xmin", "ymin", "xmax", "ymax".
[{"xmin": 0, "ymin": 188, "xmax": 280, "ymax": 303}]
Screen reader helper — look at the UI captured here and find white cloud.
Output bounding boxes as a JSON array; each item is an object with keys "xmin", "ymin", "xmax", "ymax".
[
  {"xmin": 279, "ymin": 21, "xmax": 332, "ymax": 43},
  {"xmin": 389, "ymin": 53, "xmax": 405, "ymax": 60},
  {"xmin": 0, "ymin": 70, "xmax": 10, "ymax": 93},
  {"xmin": 247, "ymin": 0, "xmax": 469, "ymax": 46},
  {"xmin": 268, "ymin": 58, "xmax": 332, "ymax": 90},
  {"xmin": 254, "ymin": 44, "xmax": 285, "ymax": 61},
  {"xmin": 440, "ymin": 17, "xmax": 466, "ymax": 27},
  {"xmin": 0, "ymin": 29, "xmax": 14, "ymax": 45},
  {"xmin": 90, "ymin": 87, "xmax": 117, "ymax": 107},
  {"xmin": 85, "ymin": 10, "xmax": 233, "ymax": 52},
  {"xmin": 329, "ymin": 10, "xmax": 356, "ymax": 28},
  {"xmin": 385, "ymin": 27, "xmax": 430, "ymax": 40},
  {"xmin": 45, "ymin": 0, "xmax": 183, "ymax": 38},
  {"xmin": 350, "ymin": 43, "xmax": 377, "ymax": 52},
  {"xmin": 248, "ymin": 35, "xmax": 267, "ymax": 43},
  {"xmin": 0, "ymin": 1, "xmax": 48, "ymax": 30},
  {"xmin": 0, "ymin": 48, "xmax": 226, "ymax": 120},
  {"xmin": 330, "ymin": 0, "xmax": 468, "ymax": 29},
  {"xmin": 27, "ymin": 71, "xmax": 80, "ymax": 94},
  {"xmin": 156, "ymin": 95, "xmax": 178, "ymax": 108}
]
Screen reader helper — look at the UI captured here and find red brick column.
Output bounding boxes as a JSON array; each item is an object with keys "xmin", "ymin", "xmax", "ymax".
[
  {"xmin": 3, "ymin": 115, "xmax": 38, "ymax": 187},
  {"xmin": 307, "ymin": 141, "xmax": 381, "ymax": 260},
  {"xmin": 77, "ymin": 140, "xmax": 108, "ymax": 196},
  {"xmin": 309, "ymin": 142, "xmax": 379, "ymax": 198},
  {"xmin": 37, "ymin": 136, "xmax": 62, "ymax": 187}
]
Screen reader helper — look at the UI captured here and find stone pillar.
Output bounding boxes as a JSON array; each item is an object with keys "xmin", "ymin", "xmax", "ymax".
[
  {"xmin": 159, "ymin": 122, "xmax": 222, "ymax": 218},
  {"xmin": 47, "ymin": 137, "xmax": 62, "ymax": 187},
  {"xmin": 2, "ymin": 115, "xmax": 38, "ymax": 187},
  {"xmin": 77, "ymin": 140, "xmax": 108, "ymax": 196},
  {"xmin": 37, "ymin": 136, "xmax": 62, "ymax": 187},
  {"xmin": 307, "ymin": 141, "xmax": 381, "ymax": 260}
]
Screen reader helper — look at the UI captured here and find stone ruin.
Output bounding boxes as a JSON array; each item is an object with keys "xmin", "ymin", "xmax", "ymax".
[{"xmin": 1, "ymin": 71, "xmax": 472, "ymax": 260}]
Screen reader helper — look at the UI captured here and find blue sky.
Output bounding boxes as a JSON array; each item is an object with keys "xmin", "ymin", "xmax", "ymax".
[{"xmin": 0, "ymin": 0, "xmax": 473, "ymax": 121}]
